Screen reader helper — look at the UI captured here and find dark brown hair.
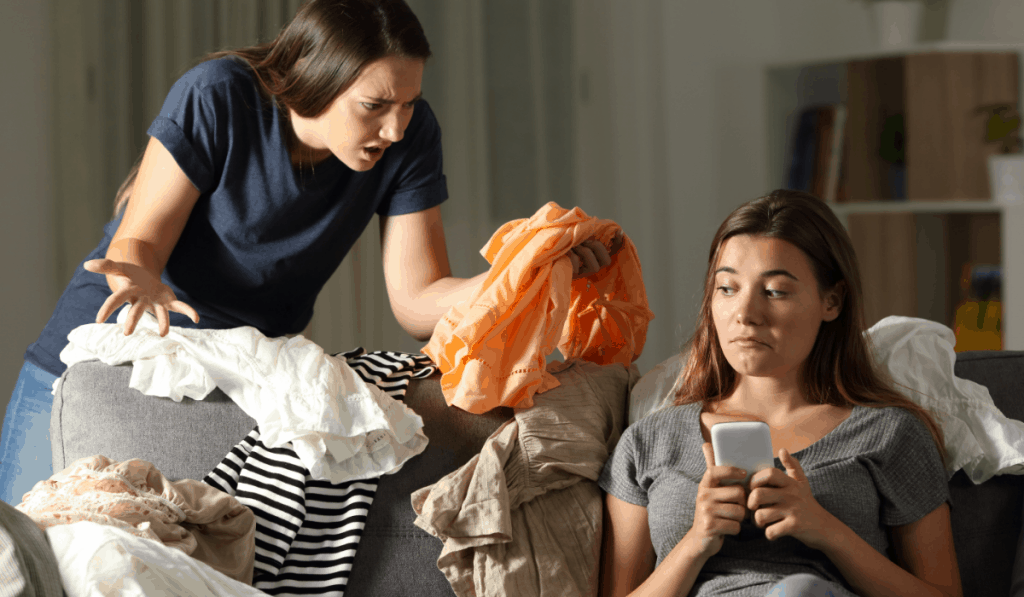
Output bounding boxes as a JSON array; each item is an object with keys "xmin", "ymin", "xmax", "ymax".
[
  {"xmin": 113, "ymin": 0, "xmax": 431, "ymax": 217},
  {"xmin": 674, "ymin": 189, "xmax": 945, "ymax": 459}
]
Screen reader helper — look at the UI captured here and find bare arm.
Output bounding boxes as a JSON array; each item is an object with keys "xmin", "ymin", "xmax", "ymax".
[
  {"xmin": 380, "ymin": 205, "xmax": 621, "ymax": 341},
  {"xmin": 379, "ymin": 206, "xmax": 487, "ymax": 341},
  {"xmin": 600, "ymin": 493, "xmax": 657, "ymax": 597},
  {"xmin": 818, "ymin": 503, "xmax": 961, "ymax": 597},
  {"xmin": 85, "ymin": 135, "xmax": 201, "ymax": 335}
]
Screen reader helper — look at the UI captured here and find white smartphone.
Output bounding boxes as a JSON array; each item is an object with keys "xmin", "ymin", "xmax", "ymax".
[{"xmin": 710, "ymin": 421, "xmax": 775, "ymax": 486}]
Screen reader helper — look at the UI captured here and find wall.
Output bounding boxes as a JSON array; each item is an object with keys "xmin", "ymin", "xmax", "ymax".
[
  {"xmin": 0, "ymin": 0, "xmax": 56, "ymax": 423},
  {"xmin": 575, "ymin": 0, "xmax": 880, "ymax": 375},
  {"xmin": 946, "ymin": 0, "xmax": 1024, "ymax": 42},
  {"xmin": 573, "ymin": 0, "xmax": 1024, "ymax": 376}
]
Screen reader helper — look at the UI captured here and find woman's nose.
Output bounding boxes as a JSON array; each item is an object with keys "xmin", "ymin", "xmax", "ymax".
[
  {"xmin": 380, "ymin": 110, "xmax": 405, "ymax": 143},
  {"xmin": 734, "ymin": 290, "xmax": 764, "ymax": 326}
]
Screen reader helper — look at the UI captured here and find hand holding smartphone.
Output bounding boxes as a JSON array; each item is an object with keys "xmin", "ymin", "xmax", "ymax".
[{"xmin": 710, "ymin": 421, "xmax": 774, "ymax": 486}]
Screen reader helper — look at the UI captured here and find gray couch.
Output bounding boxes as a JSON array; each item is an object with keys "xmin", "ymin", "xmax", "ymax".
[
  {"xmin": 49, "ymin": 351, "xmax": 1024, "ymax": 596},
  {"xmin": 50, "ymin": 358, "xmax": 519, "ymax": 596}
]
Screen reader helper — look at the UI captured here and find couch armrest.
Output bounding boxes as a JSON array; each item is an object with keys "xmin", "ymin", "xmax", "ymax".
[{"xmin": 51, "ymin": 360, "xmax": 257, "ymax": 482}]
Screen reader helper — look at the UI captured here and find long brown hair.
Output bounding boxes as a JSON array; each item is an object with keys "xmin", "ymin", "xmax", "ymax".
[
  {"xmin": 674, "ymin": 189, "xmax": 946, "ymax": 459},
  {"xmin": 113, "ymin": 0, "xmax": 431, "ymax": 218}
]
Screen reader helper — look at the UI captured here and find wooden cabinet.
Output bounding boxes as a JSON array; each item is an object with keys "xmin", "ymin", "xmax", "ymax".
[
  {"xmin": 844, "ymin": 52, "xmax": 1018, "ymax": 202},
  {"xmin": 766, "ymin": 44, "xmax": 1024, "ymax": 349}
]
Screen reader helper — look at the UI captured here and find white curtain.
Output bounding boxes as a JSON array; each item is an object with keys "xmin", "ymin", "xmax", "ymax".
[
  {"xmin": 51, "ymin": 0, "xmax": 575, "ymax": 355},
  {"xmin": 52, "ymin": 0, "xmax": 302, "ymax": 288}
]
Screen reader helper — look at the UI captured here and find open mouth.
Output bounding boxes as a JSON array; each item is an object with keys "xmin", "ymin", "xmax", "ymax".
[{"xmin": 364, "ymin": 146, "xmax": 385, "ymax": 157}]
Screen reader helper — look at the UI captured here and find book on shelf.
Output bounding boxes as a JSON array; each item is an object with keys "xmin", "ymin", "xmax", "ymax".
[
  {"xmin": 823, "ymin": 105, "xmax": 847, "ymax": 203},
  {"xmin": 787, "ymin": 107, "xmax": 818, "ymax": 193},
  {"xmin": 835, "ymin": 143, "xmax": 848, "ymax": 203},
  {"xmin": 811, "ymin": 106, "xmax": 834, "ymax": 199},
  {"xmin": 786, "ymin": 104, "xmax": 847, "ymax": 203}
]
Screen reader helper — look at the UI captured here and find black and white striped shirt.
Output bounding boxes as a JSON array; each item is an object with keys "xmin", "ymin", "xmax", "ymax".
[{"xmin": 203, "ymin": 349, "xmax": 436, "ymax": 596}]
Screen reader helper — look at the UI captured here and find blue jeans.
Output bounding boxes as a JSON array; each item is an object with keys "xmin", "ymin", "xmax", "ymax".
[
  {"xmin": 0, "ymin": 361, "xmax": 58, "ymax": 505},
  {"xmin": 766, "ymin": 574, "xmax": 845, "ymax": 597}
]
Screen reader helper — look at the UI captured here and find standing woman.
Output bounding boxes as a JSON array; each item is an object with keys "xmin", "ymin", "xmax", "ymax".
[
  {"xmin": 0, "ymin": 0, "xmax": 612, "ymax": 505},
  {"xmin": 599, "ymin": 190, "xmax": 961, "ymax": 597}
]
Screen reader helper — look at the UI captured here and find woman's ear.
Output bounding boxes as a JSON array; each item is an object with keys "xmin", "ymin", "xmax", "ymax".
[{"xmin": 823, "ymin": 281, "xmax": 846, "ymax": 322}]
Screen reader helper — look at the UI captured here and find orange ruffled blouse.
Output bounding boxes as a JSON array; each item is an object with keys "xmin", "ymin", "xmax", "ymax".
[{"xmin": 422, "ymin": 202, "xmax": 654, "ymax": 414}]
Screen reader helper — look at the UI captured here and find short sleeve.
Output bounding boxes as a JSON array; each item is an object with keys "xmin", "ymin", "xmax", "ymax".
[
  {"xmin": 376, "ymin": 100, "xmax": 448, "ymax": 216},
  {"xmin": 598, "ymin": 423, "xmax": 649, "ymax": 507},
  {"xmin": 870, "ymin": 412, "xmax": 951, "ymax": 527},
  {"xmin": 146, "ymin": 60, "xmax": 240, "ymax": 194}
]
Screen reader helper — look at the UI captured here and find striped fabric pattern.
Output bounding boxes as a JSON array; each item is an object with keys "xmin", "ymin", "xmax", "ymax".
[{"xmin": 203, "ymin": 348, "xmax": 436, "ymax": 596}]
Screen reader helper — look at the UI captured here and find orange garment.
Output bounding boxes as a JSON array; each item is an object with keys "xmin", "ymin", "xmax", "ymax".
[{"xmin": 422, "ymin": 202, "xmax": 654, "ymax": 414}]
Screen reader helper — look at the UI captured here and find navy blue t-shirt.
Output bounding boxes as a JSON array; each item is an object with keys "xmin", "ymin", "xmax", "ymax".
[{"xmin": 26, "ymin": 58, "xmax": 448, "ymax": 376}]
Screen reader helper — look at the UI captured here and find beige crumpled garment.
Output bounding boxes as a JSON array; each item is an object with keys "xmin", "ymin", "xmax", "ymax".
[
  {"xmin": 16, "ymin": 455, "xmax": 256, "ymax": 584},
  {"xmin": 411, "ymin": 359, "xmax": 638, "ymax": 597}
]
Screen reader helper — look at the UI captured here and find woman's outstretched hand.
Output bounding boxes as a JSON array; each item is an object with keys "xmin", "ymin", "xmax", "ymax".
[
  {"xmin": 569, "ymin": 230, "xmax": 624, "ymax": 280},
  {"xmin": 747, "ymin": 448, "xmax": 836, "ymax": 549},
  {"xmin": 685, "ymin": 442, "xmax": 750, "ymax": 560},
  {"xmin": 83, "ymin": 259, "xmax": 199, "ymax": 337}
]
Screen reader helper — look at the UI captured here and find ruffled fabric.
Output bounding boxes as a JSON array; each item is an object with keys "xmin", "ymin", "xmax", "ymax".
[
  {"xmin": 423, "ymin": 202, "xmax": 653, "ymax": 414},
  {"xmin": 17, "ymin": 455, "xmax": 256, "ymax": 584},
  {"xmin": 867, "ymin": 315, "xmax": 1024, "ymax": 482},
  {"xmin": 56, "ymin": 308, "xmax": 428, "ymax": 483}
]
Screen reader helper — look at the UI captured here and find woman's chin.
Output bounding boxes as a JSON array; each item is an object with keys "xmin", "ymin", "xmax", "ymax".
[
  {"xmin": 337, "ymin": 156, "xmax": 371, "ymax": 171},
  {"xmin": 341, "ymin": 155, "xmax": 380, "ymax": 172},
  {"xmin": 724, "ymin": 354, "xmax": 783, "ymax": 379}
]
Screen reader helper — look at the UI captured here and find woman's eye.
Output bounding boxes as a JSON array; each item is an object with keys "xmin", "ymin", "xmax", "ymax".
[
  {"xmin": 361, "ymin": 102, "xmax": 382, "ymax": 111},
  {"xmin": 716, "ymin": 286, "xmax": 734, "ymax": 296},
  {"xmin": 766, "ymin": 289, "xmax": 786, "ymax": 298}
]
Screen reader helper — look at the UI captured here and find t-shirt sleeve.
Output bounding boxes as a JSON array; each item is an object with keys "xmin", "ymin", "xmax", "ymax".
[
  {"xmin": 146, "ymin": 62, "xmax": 234, "ymax": 194},
  {"xmin": 598, "ymin": 423, "xmax": 649, "ymax": 507},
  {"xmin": 376, "ymin": 100, "xmax": 449, "ymax": 216},
  {"xmin": 870, "ymin": 411, "xmax": 951, "ymax": 527}
]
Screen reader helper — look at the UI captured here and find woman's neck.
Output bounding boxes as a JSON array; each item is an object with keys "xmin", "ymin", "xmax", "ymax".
[
  {"xmin": 713, "ymin": 374, "xmax": 819, "ymax": 425},
  {"xmin": 285, "ymin": 109, "xmax": 333, "ymax": 168}
]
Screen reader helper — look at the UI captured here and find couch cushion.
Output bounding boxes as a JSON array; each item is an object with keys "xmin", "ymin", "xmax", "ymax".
[
  {"xmin": 345, "ymin": 374, "xmax": 514, "ymax": 596},
  {"xmin": 951, "ymin": 350, "xmax": 1024, "ymax": 597}
]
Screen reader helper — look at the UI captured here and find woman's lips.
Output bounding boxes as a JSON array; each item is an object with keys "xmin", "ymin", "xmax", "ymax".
[
  {"xmin": 363, "ymin": 146, "xmax": 386, "ymax": 160},
  {"xmin": 733, "ymin": 337, "xmax": 770, "ymax": 348}
]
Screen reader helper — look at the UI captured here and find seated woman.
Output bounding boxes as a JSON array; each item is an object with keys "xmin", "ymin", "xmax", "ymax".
[{"xmin": 598, "ymin": 189, "xmax": 961, "ymax": 597}]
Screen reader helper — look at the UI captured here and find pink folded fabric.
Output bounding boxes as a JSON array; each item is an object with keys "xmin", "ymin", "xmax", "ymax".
[{"xmin": 17, "ymin": 455, "xmax": 256, "ymax": 584}]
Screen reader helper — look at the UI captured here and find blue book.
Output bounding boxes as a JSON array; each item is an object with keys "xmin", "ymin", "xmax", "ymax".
[{"xmin": 787, "ymin": 107, "xmax": 819, "ymax": 192}]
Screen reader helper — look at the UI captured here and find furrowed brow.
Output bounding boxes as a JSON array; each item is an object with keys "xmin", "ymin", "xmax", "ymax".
[{"xmin": 364, "ymin": 93, "xmax": 423, "ymax": 105}]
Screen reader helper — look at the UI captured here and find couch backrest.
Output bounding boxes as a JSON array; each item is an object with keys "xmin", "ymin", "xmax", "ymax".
[{"xmin": 950, "ymin": 350, "xmax": 1024, "ymax": 597}]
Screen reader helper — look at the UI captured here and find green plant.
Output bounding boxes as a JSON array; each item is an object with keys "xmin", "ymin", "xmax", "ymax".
[{"xmin": 976, "ymin": 103, "xmax": 1022, "ymax": 154}]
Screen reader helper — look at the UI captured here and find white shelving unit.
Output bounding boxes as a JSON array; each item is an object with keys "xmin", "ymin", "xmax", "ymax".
[{"xmin": 766, "ymin": 43, "xmax": 1024, "ymax": 350}]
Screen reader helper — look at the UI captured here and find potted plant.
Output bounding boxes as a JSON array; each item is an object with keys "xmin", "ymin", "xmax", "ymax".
[
  {"xmin": 856, "ymin": 0, "xmax": 926, "ymax": 50},
  {"xmin": 977, "ymin": 103, "xmax": 1024, "ymax": 205}
]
